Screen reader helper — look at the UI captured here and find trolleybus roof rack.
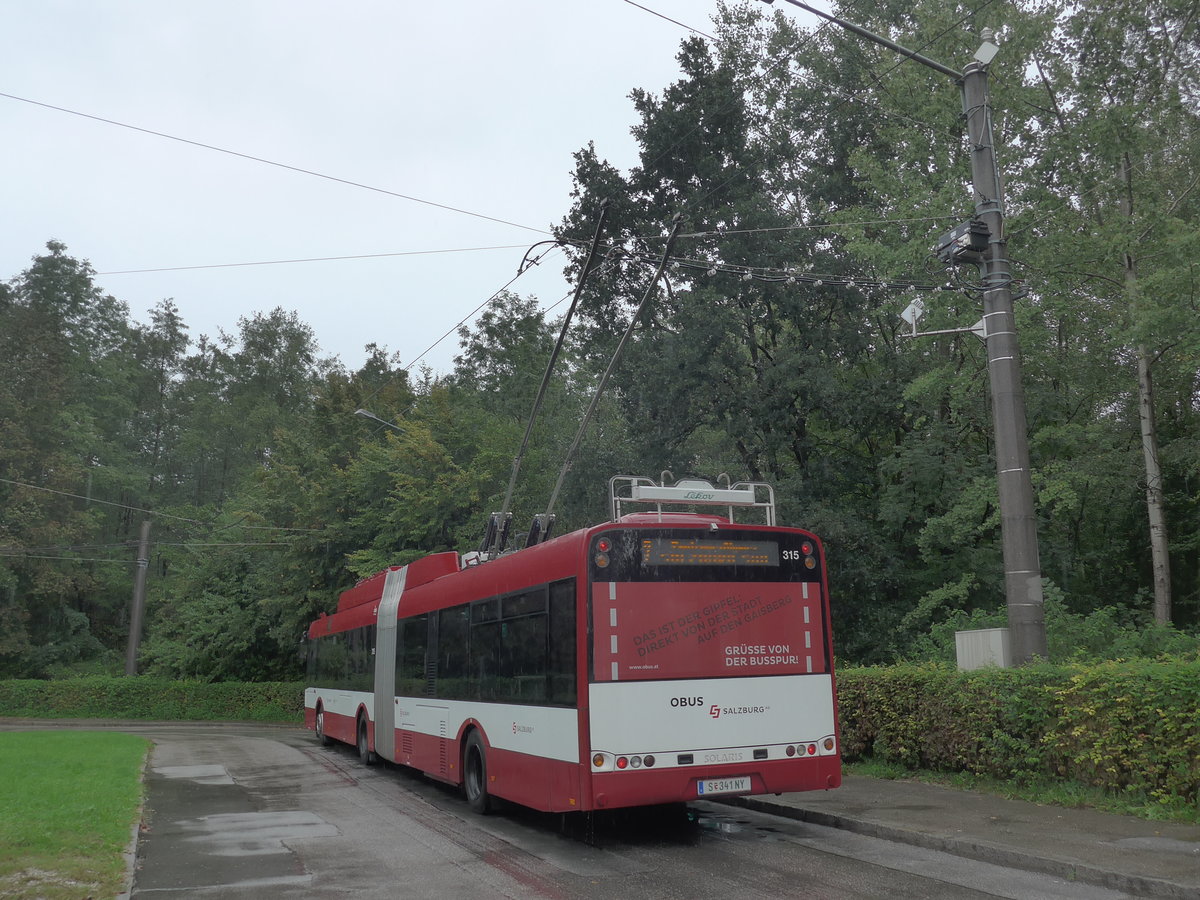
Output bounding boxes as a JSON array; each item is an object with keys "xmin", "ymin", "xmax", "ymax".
[{"xmin": 609, "ymin": 473, "xmax": 776, "ymax": 526}]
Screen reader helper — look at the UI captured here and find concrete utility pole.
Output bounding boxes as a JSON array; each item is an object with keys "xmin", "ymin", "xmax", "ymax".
[
  {"xmin": 960, "ymin": 57, "xmax": 1047, "ymax": 662},
  {"xmin": 125, "ymin": 519, "xmax": 151, "ymax": 676},
  {"xmin": 767, "ymin": 0, "xmax": 1048, "ymax": 662}
]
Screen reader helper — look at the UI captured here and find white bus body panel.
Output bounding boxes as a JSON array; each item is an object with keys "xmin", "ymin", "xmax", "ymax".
[
  {"xmin": 588, "ymin": 674, "xmax": 834, "ymax": 755},
  {"xmin": 305, "ymin": 687, "xmax": 373, "ymax": 721},
  {"xmin": 394, "ymin": 697, "xmax": 580, "ymax": 763}
]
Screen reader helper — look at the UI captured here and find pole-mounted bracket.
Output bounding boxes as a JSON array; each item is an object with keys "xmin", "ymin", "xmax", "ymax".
[{"xmin": 900, "ymin": 297, "xmax": 987, "ymax": 342}]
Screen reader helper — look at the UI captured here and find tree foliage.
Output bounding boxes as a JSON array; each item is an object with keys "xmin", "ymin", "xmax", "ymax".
[{"xmin": 3, "ymin": 1, "xmax": 1199, "ymax": 680}]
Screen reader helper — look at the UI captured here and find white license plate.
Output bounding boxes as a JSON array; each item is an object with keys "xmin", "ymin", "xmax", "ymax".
[{"xmin": 696, "ymin": 776, "xmax": 751, "ymax": 797}]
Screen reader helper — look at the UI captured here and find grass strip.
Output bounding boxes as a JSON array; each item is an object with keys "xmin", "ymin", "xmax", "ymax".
[{"xmin": 0, "ymin": 731, "xmax": 149, "ymax": 899}]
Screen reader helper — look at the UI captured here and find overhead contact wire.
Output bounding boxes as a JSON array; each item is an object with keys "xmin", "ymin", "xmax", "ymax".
[{"xmin": 0, "ymin": 90, "xmax": 550, "ymax": 236}]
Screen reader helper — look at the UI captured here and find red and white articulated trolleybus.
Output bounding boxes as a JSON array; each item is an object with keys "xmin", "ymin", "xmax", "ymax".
[{"xmin": 304, "ymin": 475, "xmax": 840, "ymax": 814}]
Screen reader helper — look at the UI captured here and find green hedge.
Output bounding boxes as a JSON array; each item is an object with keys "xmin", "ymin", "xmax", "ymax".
[
  {"xmin": 837, "ymin": 660, "xmax": 1200, "ymax": 803},
  {"xmin": 0, "ymin": 677, "xmax": 304, "ymax": 722},
  {"xmin": 5, "ymin": 662, "xmax": 1198, "ymax": 805}
]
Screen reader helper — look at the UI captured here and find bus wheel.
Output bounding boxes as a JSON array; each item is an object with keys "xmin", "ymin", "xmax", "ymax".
[
  {"xmin": 463, "ymin": 732, "xmax": 491, "ymax": 814},
  {"xmin": 315, "ymin": 707, "xmax": 331, "ymax": 747},
  {"xmin": 357, "ymin": 717, "xmax": 377, "ymax": 766}
]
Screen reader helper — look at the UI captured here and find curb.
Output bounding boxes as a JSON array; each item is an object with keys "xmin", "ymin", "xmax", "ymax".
[
  {"xmin": 722, "ymin": 795, "xmax": 1194, "ymax": 900},
  {"xmin": 116, "ymin": 739, "xmax": 154, "ymax": 900},
  {"xmin": 115, "ymin": 814, "xmax": 140, "ymax": 900}
]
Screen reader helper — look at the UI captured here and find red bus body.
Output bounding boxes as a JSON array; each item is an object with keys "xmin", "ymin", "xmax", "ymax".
[{"xmin": 305, "ymin": 512, "xmax": 841, "ymax": 813}]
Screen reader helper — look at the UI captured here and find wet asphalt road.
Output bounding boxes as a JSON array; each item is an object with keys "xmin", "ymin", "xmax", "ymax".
[{"xmin": 25, "ymin": 723, "xmax": 1135, "ymax": 899}]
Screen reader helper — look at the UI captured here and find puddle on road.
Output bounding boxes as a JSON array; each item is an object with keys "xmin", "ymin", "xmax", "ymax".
[
  {"xmin": 546, "ymin": 802, "xmax": 798, "ymax": 851},
  {"xmin": 152, "ymin": 764, "xmax": 235, "ymax": 785},
  {"xmin": 177, "ymin": 810, "xmax": 339, "ymax": 857},
  {"xmin": 693, "ymin": 807, "xmax": 801, "ymax": 844}
]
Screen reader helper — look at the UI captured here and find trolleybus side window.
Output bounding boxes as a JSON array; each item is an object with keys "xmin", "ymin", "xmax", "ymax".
[
  {"xmin": 498, "ymin": 587, "xmax": 547, "ymax": 701},
  {"xmin": 470, "ymin": 601, "xmax": 501, "ymax": 699},
  {"xmin": 305, "ymin": 636, "xmax": 317, "ymax": 685},
  {"xmin": 346, "ymin": 626, "xmax": 377, "ymax": 692},
  {"xmin": 548, "ymin": 578, "xmax": 576, "ymax": 705},
  {"xmin": 391, "ymin": 578, "xmax": 577, "ymax": 706},
  {"xmin": 437, "ymin": 606, "xmax": 470, "ymax": 699},
  {"xmin": 396, "ymin": 613, "xmax": 430, "ymax": 696},
  {"xmin": 309, "ymin": 632, "xmax": 348, "ymax": 689},
  {"xmin": 308, "ymin": 625, "xmax": 378, "ymax": 692}
]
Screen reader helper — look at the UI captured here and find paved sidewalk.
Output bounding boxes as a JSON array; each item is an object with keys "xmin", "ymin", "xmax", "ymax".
[{"xmin": 728, "ymin": 776, "xmax": 1200, "ymax": 899}]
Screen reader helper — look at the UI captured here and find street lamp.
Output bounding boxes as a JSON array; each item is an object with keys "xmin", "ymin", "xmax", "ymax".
[
  {"xmin": 354, "ymin": 408, "xmax": 405, "ymax": 432},
  {"xmin": 765, "ymin": 0, "xmax": 1048, "ymax": 663}
]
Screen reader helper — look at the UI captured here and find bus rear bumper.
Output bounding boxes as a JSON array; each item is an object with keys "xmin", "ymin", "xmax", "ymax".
[{"xmin": 589, "ymin": 755, "xmax": 841, "ymax": 811}]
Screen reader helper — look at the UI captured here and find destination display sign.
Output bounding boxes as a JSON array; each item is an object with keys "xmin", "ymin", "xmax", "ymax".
[{"xmin": 641, "ymin": 538, "xmax": 779, "ymax": 567}]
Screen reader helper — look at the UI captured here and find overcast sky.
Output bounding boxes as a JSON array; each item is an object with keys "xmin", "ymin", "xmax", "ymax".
[{"xmin": 2, "ymin": 1, "xmax": 827, "ymax": 375}]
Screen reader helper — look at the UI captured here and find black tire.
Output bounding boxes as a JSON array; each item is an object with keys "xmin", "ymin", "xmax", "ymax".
[
  {"xmin": 357, "ymin": 717, "xmax": 377, "ymax": 766},
  {"xmin": 315, "ymin": 706, "xmax": 331, "ymax": 747},
  {"xmin": 463, "ymin": 731, "xmax": 491, "ymax": 814}
]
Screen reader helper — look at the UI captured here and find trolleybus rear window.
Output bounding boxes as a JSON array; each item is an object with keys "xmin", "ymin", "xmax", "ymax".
[{"xmin": 589, "ymin": 528, "xmax": 828, "ymax": 683}]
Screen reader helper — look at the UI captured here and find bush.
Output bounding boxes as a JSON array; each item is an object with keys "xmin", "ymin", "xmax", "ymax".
[
  {"xmin": 0, "ymin": 677, "xmax": 304, "ymax": 722},
  {"xmin": 1046, "ymin": 660, "xmax": 1200, "ymax": 803},
  {"xmin": 904, "ymin": 590, "xmax": 1200, "ymax": 665},
  {"xmin": 837, "ymin": 658, "xmax": 1200, "ymax": 804}
]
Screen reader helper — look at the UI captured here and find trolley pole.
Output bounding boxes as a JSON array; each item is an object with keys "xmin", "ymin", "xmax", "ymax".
[
  {"xmin": 124, "ymin": 519, "xmax": 151, "ymax": 676},
  {"xmin": 766, "ymin": 0, "xmax": 1048, "ymax": 662}
]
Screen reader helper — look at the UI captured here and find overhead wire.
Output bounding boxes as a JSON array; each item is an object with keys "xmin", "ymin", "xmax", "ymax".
[
  {"xmin": 1, "ymin": 88, "xmax": 577, "ymax": 392},
  {"xmin": 687, "ymin": 0, "xmax": 998, "ymax": 218},
  {"xmin": 0, "ymin": 477, "xmax": 321, "ymax": 533},
  {"xmin": 610, "ymin": 0, "xmax": 910, "ymax": 223},
  {"xmin": 12, "ymin": 10, "xmax": 953, "ymax": 392},
  {"xmin": 401, "ymin": 242, "xmax": 566, "ymax": 372},
  {"xmin": 597, "ymin": 0, "xmax": 1012, "ymax": 314},
  {"xmin": 612, "ymin": 246, "xmax": 945, "ymax": 292},
  {"xmin": 675, "ymin": 214, "xmax": 959, "ymax": 239},
  {"xmin": 0, "ymin": 553, "xmax": 137, "ymax": 565},
  {"xmin": 6, "ymin": 9, "xmax": 944, "ymax": 360},
  {"xmin": 90, "ymin": 214, "xmax": 960, "ymax": 284},
  {"xmin": 0, "ymin": 542, "xmax": 133, "ymax": 553},
  {"xmin": 350, "ymin": 240, "xmax": 569, "ymax": 419},
  {"xmin": 2, "ymin": 78, "xmax": 596, "ymax": 403},
  {"xmin": 613, "ymin": 4, "xmax": 833, "ymax": 206},
  {"xmin": 754, "ymin": 5, "xmax": 965, "ymax": 141},
  {"xmin": 2, "ymin": 9, "xmax": 992, "ymax": 571},
  {"xmin": 9, "ymin": 3, "xmax": 991, "ymax": 390},
  {"xmin": 743, "ymin": 8, "xmax": 973, "ymax": 167},
  {"xmin": 1, "ymin": 540, "xmax": 292, "ymax": 553},
  {"xmin": 619, "ymin": 0, "xmax": 714, "ymax": 40},
  {"xmin": 1, "ymin": 87, "xmax": 585, "ymax": 405},
  {"xmin": 96, "ymin": 244, "xmax": 537, "ymax": 276},
  {"xmin": 592, "ymin": 1, "xmax": 969, "ymax": 292},
  {"xmin": 0, "ymin": 90, "xmax": 552, "ymax": 237}
]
